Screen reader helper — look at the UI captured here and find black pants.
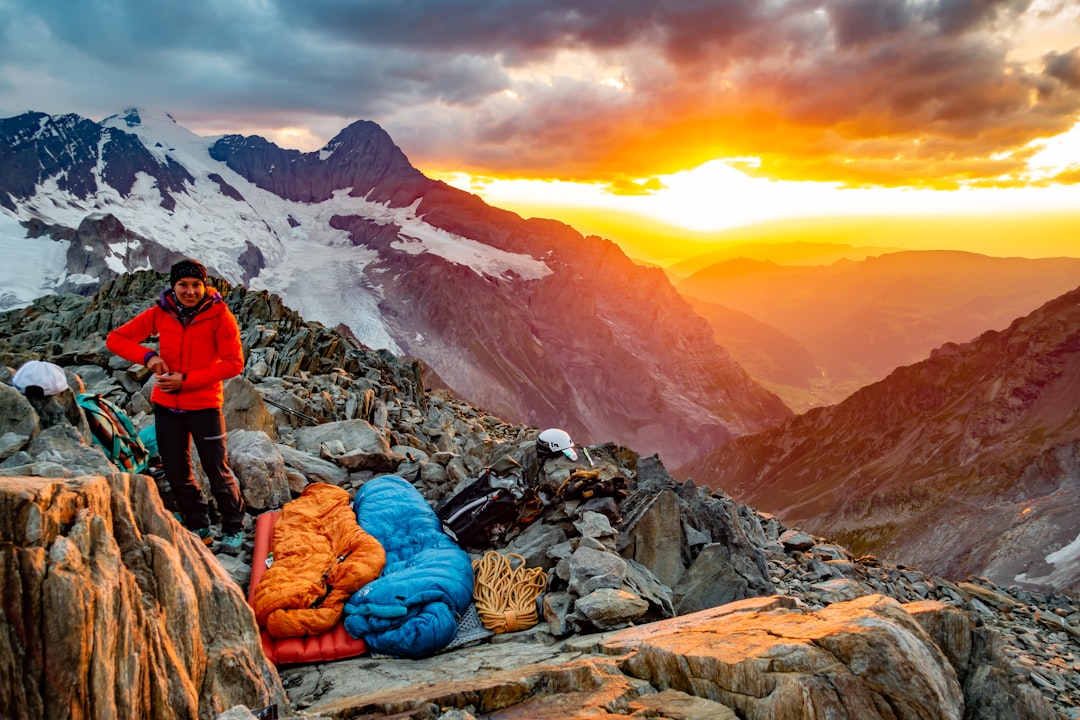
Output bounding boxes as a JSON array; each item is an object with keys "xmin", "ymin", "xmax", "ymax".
[{"xmin": 154, "ymin": 404, "xmax": 246, "ymax": 534}]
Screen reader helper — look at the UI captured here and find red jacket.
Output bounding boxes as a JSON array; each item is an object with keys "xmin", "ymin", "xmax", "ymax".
[{"xmin": 107, "ymin": 288, "xmax": 244, "ymax": 410}]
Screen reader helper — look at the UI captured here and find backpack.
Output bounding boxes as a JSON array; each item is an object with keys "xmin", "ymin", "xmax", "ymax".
[
  {"xmin": 76, "ymin": 393, "xmax": 151, "ymax": 475},
  {"xmin": 436, "ymin": 454, "xmax": 540, "ymax": 549}
]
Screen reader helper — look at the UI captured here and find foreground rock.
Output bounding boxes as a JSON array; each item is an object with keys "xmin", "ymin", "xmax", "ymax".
[
  {"xmin": 288, "ymin": 595, "xmax": 1054, "ymax": 720},
  {"xmin": 0, "ymin": 472, "xmax": 286, "ymax": 720},
  {"xmin": 280, "ymin": 520, "xmax": 1077, "ymax": 720}
]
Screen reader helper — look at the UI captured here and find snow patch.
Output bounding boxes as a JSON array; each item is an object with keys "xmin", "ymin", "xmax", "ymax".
[
  {"xmin": 391, "ymin": 226, "xmax": 550, "ymax": 281},
  {"xmin": 67, "ymin": 273, "xmax": 98, "ymax": 286},
  {"xmin": 0, "ymin": 212, "xmax": 68, "ymax": 309},
  {"xmin": 1014, "ymin": 531, "xmax": 1080, "ymax": 590},
  {"xmin": 249, "ymin": 239, "xmax": 400, "ymax": 353}
]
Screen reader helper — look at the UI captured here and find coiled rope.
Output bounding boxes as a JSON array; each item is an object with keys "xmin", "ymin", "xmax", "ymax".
[{"xmin": 471, "ymin": 551, "xmax": 548, "ymax": 633}]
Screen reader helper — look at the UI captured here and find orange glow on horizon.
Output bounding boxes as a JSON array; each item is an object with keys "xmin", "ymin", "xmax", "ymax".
[
  {"xmin": 432, "ymin": 156, "xmax": 1080, "ymax": 266},
  {"xmin": 487, "ymin": 203, "xmax": 1080, "ymax": 266}
]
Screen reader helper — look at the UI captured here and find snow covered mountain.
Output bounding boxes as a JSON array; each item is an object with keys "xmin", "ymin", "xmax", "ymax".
[{"xmin": 0, "ymin": 108, "xmax": 791, "ymax": 466}]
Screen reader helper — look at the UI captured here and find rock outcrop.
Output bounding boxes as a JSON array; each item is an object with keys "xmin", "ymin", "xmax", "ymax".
[
  {"xmin": 278, "ymin": 513, "xmax": 1077, "ymax": 720},
  {"xmin": 0, "ymin": 468, "xmax": 286, "ymax": 719}
]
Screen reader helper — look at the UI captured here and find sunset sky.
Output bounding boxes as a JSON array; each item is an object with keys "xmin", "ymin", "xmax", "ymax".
[{"xmin": 1, "ymin": 0, "xmax": 1078, "ymax": 264}]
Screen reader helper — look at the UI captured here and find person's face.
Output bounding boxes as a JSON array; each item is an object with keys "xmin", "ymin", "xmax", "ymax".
[{"xmin": 173, "ymin": 277, "xmax": 206, "ymax": 307}]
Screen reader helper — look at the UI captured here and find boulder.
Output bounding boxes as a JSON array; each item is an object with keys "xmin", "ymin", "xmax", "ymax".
[
  {"xmin": 223, "ymin": 377, "xmax": 279, "ymax": 440},
  {"xmin": 275, "ymin": 444, "xmax": 348, "ymax": 487},
  {"xmin": 227, "ymin": 430, "xmax": 292, "ymax": 511},
  {"xmin": 292, "ymin": 419, "xmax": 403, "ymax": 472}
]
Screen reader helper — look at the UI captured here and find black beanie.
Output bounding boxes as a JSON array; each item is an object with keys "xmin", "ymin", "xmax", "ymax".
[{"xmin": 170, "ymin": 259, "xmax": 207, "ymax": 285}]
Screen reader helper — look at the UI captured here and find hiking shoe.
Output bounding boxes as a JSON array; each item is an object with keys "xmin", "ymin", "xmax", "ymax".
[
  {"xmin": 217, "ymin": 531, "xmax": 243, "ymax": 556},
  {"xmin": 192, "ymin": 526, "xmax": 215, "ymax": 547}
]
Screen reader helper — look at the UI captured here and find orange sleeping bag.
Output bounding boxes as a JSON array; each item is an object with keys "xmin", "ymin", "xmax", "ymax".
[{"xmin": 252, "ymin": 483, "xmax": 386, "ymax": 638}]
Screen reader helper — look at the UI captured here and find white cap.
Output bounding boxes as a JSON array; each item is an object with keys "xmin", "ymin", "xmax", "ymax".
[{"xmin": 12, "ymin": 360, "xmax": 69, "ymax": 396}]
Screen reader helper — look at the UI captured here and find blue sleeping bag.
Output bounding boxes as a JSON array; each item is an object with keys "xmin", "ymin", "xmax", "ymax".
[{"xmin": 342, "ymin": 475, "xmax": 474, "ymax": 658}]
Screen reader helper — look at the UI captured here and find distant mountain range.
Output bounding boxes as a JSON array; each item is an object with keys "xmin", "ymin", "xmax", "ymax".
[
  {"xmin": 676, "ymin": 250, "xmax": 1080, "ymax": 410},
  {"xmin": 665, "ymin": 240, "xmax": 903, "ymax": 281},
  {"xmin": 678, "ymin": 285, "xmax": 1080, "ymax": 596},
  {"xmin": 0, "ymin": 108, "xmax": 790, "ymax": 467}
]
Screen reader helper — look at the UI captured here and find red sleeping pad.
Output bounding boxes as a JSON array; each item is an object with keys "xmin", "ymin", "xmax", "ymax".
[{"xmin": 248, "ymin": 510, "xmax": 369, "ymax": 665}]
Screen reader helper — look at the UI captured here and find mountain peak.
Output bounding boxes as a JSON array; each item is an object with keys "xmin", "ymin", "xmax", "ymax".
[
  {"xmin": 102, "ymin": 107, "xmax": 180, "ymax": 130},
  {"xmin": 0, "ymin": 108, "xmax": 788, "ymax": 467}
]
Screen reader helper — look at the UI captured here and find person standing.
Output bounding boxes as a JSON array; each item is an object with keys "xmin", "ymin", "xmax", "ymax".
[{"xmin": 107, "ymin": 259, "xmax": 247, "ymax": 555}]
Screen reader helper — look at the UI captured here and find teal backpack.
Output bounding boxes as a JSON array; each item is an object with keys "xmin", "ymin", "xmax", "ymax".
[{"xmin": 76, "ymin": 394, "xmax": 151, "ymax": 475}]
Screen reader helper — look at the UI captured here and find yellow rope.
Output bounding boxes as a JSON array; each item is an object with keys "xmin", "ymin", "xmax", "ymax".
[{"xmin": 471, "ymin": 551, "xmax": 548, "ymax": 633}]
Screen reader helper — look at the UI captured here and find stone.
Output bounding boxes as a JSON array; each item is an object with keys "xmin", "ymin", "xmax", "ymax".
[
  {"xmin": 505, "ymin": 522, "xmax": 567, "ymax": 572},
  {"xmin": 780, "ymin": 529, "xmax": 817, "ymax": 552},
  {"xmin": 543, "ymin": 590, "xmax": 574, "ymax": 637},
  {"xmin": 629, "ymin": 689, "xmax": 739, "ymax": 720},
  {"xmin": 0, "ymin": 383, "xmax": 38, "ymax": 440},
  {"xmin": 810, "ymin": 577, "xmax": 866, "ymax": 604},
  {"xmin": 619, "ymin": 488, "xmax": 685, "ymax": 589},
  {"xmin": 568, "ymin": 544, "xmax": 627, "ymax": 596},
  {"xmin": 294, "ymin": 419, "xmax": 403, "ymax": 472},
  {"xmin": 605, "ymin": 594, "xmax": 965, "ymax": 719},
  {"xmin": 223, "ymin": 376, "xmax": 280, "ymax": 440},
  {"xmin": 573, "ymin": 510, "xmax": 616, "ymax": 541},
  {"xmin": 623, "ymin": 557, "xmax": 675, "ymax": 620},
  {"xmin": 275, "ymin": 444, "xmax": 347, "ymax": 486},
  {"xmin": 0, "ymin": 431, "xmax": 28, "ymax": 461},
  {"xmin": 573, "ymin": 588, "xmax": 650, "ymax": 630},
  {"xmin": 227, "ymin": 430, "xmax": 292, "ymax": 511},
  {"xmin": 674, "ymin": 541, "xmax": 774, "ymax": 615}
]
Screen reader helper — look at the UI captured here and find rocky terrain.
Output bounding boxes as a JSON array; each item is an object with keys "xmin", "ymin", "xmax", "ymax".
[
  {"xmin": 681, "ymin": 284, "xmax": 1080, "ymax": 598},
  {"xmin": 0, "ymin": 274, "xmax": 1076, "ymax": 719}
]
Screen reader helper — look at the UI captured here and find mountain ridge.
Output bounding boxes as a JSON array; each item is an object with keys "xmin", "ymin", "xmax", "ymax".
[
  {"xmin": 0, "ymin": 107, "xmax": 790, "ymax": 466},
  {"xmin": 678, "ymin": 283, "xmax": 1080, "ymax": 596},
  {"xmin": 677, "ymin": 249, "xmax": 1080, "ymax": 409}
]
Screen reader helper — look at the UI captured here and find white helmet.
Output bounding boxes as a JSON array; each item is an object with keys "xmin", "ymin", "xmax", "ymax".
[{"xmin": 536, "ymin": 428, "xmax": 577, "ymax": 461}]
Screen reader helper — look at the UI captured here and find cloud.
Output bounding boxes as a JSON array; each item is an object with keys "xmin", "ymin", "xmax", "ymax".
[
  {"xmin": 1050, "ymin": 165, "xmax": 1080, "ymax": 184},
  {"xmin": 1045, "ymin": 47, "xmax": 1080, "ymax": 88},
  {"xmin": 1, "ymin": 0, "xmax": 1078, "ymax": 190},
  {"xmin": 606, "ymin": 177, "xmax": 667, "ymax": 196}
]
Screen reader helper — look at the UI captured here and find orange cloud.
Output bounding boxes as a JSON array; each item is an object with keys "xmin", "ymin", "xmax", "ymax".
[
  {"xmin": 605, "ymin": 177, "xmax": 667, "ymax": 196},
  {"xmin": 402, "ymin": 2, "xmax": 1080, "ymax": 191}
]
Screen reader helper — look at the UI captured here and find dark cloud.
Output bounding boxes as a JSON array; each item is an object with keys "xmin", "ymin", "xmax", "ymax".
[
  {"xmin": 1045, "ymin": 47, "xmax": 1080, "ymax": 88},
  {"xmin": 930, "ymin": 0, "xmax": 1033, "ymax": 35},
  {"xmin": 274, "ymin": 0, "xmax": 683, "ymax": 57}
]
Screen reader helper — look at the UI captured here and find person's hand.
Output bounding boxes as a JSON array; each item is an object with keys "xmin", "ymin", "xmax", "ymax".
[
  {"xmin": 155, "ymin": 372, "xmax": 184, "ymax": 393},
  {"xmin": 146, "ymin": 355, "xmax": 169, "ymax": 374}
]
